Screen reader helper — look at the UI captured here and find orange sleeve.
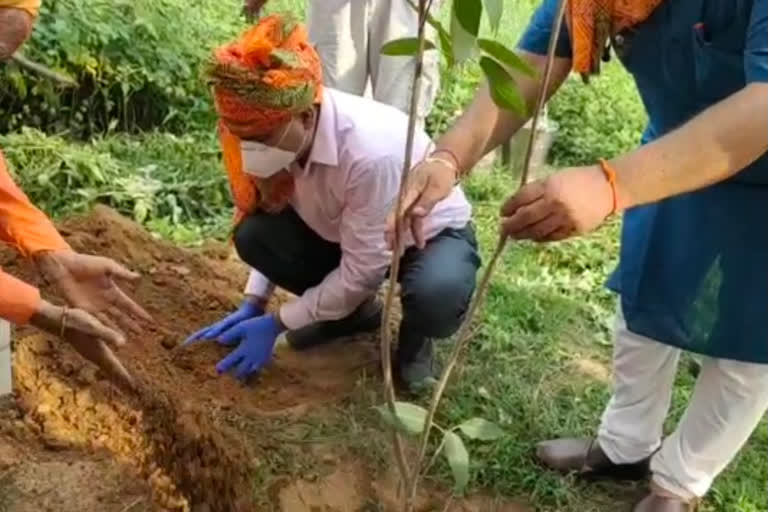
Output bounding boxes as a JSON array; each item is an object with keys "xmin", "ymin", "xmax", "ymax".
[
  {"xmin": 0, "ymin": 270, "xmax": 40, "ymax": 324},
  {"xmin": 0, "ymin": 0, "xmax": 41, "ymax": 17},
  {"xmin": 0, "ymin": 149, "xmax": 70, "ymax": 257}
]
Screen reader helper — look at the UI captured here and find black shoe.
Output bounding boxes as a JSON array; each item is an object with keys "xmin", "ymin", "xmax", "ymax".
[
  {"xmin": 285, "ymin": 297, "xmax": 382, "ymax": 350},
  {"xmin": 395, "ymin": 337, "xmax": 437, "ymax": 395}
]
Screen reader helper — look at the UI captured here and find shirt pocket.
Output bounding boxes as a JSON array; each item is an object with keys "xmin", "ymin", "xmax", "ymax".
[{"xmin": 691, "ymin": 23, "xmax": 746, "ymax": 103}]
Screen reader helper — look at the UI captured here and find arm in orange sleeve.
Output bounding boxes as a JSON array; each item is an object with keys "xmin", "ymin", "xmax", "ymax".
[
  {"xmin": 0, "ymin": 149, "xmax": 70, "ymax": 256},
  {"xmin": 0, "ymin": 149, "xmax": 69, "ymax": 325},
  {"xmin": 0, "ymin": 271, "xmax": 40, "ymax": 324}
]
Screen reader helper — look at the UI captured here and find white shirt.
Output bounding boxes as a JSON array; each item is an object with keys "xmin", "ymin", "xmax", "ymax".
[{"xmin": 246, "ymin": 88, "xmax": 471, "ymax": 330}]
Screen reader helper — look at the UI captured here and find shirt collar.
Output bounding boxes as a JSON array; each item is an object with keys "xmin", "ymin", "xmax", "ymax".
[{"xmin": 305, "ymin": 90, "xmax": 339, "ymax": 168}]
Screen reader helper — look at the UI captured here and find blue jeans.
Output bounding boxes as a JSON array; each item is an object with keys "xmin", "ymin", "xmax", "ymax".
[{"xmin": 234, "ymin": 208, "xmax": 481, "ymax": 362}]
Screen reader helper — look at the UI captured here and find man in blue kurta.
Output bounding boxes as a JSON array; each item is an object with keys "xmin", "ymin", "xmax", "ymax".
[{"xmin": 386, "ymin": 1, "xmax": 768, "ymax": 510}]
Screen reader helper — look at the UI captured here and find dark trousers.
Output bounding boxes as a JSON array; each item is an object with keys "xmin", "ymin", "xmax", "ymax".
[{"xmin": 234, "ymin": 208, "xmax": 481, "ymax": 360}]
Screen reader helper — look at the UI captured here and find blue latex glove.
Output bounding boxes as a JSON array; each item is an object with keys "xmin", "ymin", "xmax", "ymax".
[
  {"xmin": 184, "ymin": 300, "xmax": 263, "ymax": 344},
  {"xmin": 215, "ymin": 314, "xmax": 285, "ymax": 379}
]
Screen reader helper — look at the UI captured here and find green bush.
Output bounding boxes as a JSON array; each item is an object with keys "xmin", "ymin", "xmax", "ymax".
[
  {"xmin": 0, "ymin": 0, "xmax": 243, "ymax": 137},
  {"xmin": 1, "ymin": 128, "xmax": 232, "ymax": 238},
  {"xmin": 547, "ymin": 61, "xmax": 648, "ymax": 166}
]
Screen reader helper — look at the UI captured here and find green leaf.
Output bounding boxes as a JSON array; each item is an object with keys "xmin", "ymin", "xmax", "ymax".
[
  {"xmin": 482, "ymin": 0, "xmax": 504, "ymax": 33},
  {"xmin": 477, "ymin": 39, "xmax": 537, "ymax": 78},
  {"xmin": 450, "ymin": 8, "xmax": 477, "ymax": 64},
  {"xmin": 375, "ymin": 402, "xmax": 428, "ymax": 435},
  {"xmin": 457, "ymin": 418, "xmax": 505, "ymax": 441},
  {"xmin": 443, "ymin": 431, "xmax": 470, "ymax": 494},
  {"xmin": 453, "ymin": 0, "xmax": 482, "ymax": 37},
  {"xmin": 480, "ymin": 56, "xmax": 526, "ymax": 115},
  {"xmin": 380, "ymin": 37, "xmax": 436, "ymax": 56}
]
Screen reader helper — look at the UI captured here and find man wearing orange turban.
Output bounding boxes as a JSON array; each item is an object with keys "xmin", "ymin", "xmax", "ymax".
[
  {"xmin": 186, "ymin": 15, "xmax": 479, "ymax": 393},
  {"xmin": 243, "ymin": 0, "xmax": 440, "ymax": 132},
  {"xmin": 0, "ymin": 1, "xmax": 152, "ymax": 393}
]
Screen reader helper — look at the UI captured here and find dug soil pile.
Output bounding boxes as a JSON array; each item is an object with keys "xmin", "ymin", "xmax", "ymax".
[{"xmin": 0, "ymin": 206, "xmax": 528, "ymax": 512}]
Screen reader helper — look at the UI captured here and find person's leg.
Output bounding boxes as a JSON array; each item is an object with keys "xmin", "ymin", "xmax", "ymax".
[
  {"xmin": 598, "ymin": 311, "xmax": 681, "ymax": 464},
  {"xmin": 234, "ymin": 208, "xmax": 340, "ymax": 295},
  {"xmin": 397, "ymin": 224, "xmax": 480, "ymax": 390},
  {"xmin": 538, "ymin": 310, "xmax": 679, "ymax": 480},
  {"xmin": 649, "ymin": 357, "xmax": 768, "ymax": 502},
  {"xmin": 236, "ymin": 209, "xmax": 381, "ymax": 349},
  {"xmin": 367, "ymin": 0, "xmax": 441, "ymax": 130},
  {"xmin": 307, "ymin": 0, "xmax": 369, "ymax": 94}
]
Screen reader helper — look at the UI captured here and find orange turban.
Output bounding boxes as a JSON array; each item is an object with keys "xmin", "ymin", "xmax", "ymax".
[
  {"xmin": 206, "ymin": 14, "xmax": 323, "ymax": 135},
  {"xmin": 206, "ymin": 15, "xmax": 322, "ymax": 220}
]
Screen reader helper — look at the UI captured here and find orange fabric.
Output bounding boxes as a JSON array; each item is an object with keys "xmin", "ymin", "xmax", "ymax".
[
  {"xmin": 0, "ymin": 272, "xmax": 40, "ymax": 324},
  {"xmin": 209, "ymin": 14, "xmax": 322, "ymax": 216},
  {"xmin": 568, "ymin": 0, "xmax": 664, "ymax": 76},
  {"xmin": 0, "ymin": 151, "xmax": 69, "ymax": 256},
  {"xmin": 0, "ymin": 149, "xmax": 68, "ymax": 324},
  {"xmin": 0, "ymin": 0, "xmax": 41, "ymax": 17}
]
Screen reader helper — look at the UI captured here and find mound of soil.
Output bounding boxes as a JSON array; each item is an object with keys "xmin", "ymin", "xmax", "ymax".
[{"xmin": 0, "ymin": 206, "xmax": 529, "ymax": 512}]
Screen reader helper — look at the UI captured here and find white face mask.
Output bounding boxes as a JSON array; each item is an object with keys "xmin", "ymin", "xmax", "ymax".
[{"xmin": 240, "ymin": 121, "xmax": 297, "ymax": 178}]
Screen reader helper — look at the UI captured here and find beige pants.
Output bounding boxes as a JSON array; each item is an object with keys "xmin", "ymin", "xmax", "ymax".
[
  {"xmin": 598, "ymin": 311, "xmax": 768, "ymax": 499},
  {"xmin": 0, "ymin": 320, "xmax": 11, "ymax": 396},
  {"xmin": 307, "ymin": 0, "xmax": 441, "ymax": 130}
]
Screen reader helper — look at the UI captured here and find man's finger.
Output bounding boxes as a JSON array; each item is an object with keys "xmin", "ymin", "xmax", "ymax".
[
  {"xmin": 66, "ymin": 334, "xmax": 135, "ymax": 392},
  {"xmin": 386, "ymin": 172, "xmax": 429, "ymax": 248},
  {"xmin": 111, "ymin": 284, "xmax": 154, "ymax": 323},
  {"xmin": 236, "ymin": 359, "xmax": 257, "ymax": 380},
  {"xmin": 411, "ymin": 213, "xmax": 426, "ymax": 250},
  {"xmin": 90, "ymin": 312, "xmax": 126, "ymax": 346},
  {"xmin": 218, "ymin": 324, "xmax": 244, "ymax": 346},
  {"xmin": 513, "ymin": 213, "xmax": 567, "ymax": 242},
  {"xmin": 216, "ymin": 350, "xmax": 244, "ymax": 374},
  {"xmin": 108, "ymin": 305, "xmax": 143, "ymax": 336},
  {"xmin": 499, "ymin": 199, "xmax": 551, "ymax": 239},
  {"xmin": 499, "ymin": 181, "xmax": 547, "ymax": 217},
  {"xmin": 205, "ymin": 319, "xmax": 238, "ymax": 340},
  {"xmin": 543, "ymin": 226, "xmax": 575, "ymax": 242},
  {"xmin": 183, "ymin": 326, "xmax": 211, "ymax": 345},
  {"xmin": 105, "ymin": 259, "xmax": 141, "ymax": 282}
]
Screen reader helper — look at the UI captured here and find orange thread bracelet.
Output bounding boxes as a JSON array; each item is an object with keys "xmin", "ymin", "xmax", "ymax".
[{"xmin": 599, "ymin": 159, "xmax": 618, "ymax": 215}]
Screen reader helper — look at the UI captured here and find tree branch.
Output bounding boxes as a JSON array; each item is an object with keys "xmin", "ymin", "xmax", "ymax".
[{"xmin": 406, "ymin": 0, "xmax": 569, "ymax": 506}]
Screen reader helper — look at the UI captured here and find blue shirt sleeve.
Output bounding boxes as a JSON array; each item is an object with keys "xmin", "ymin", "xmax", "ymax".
[
  {"xmin": 516, "ymin": 0, "xmax": 572, "ymax": 58},
  {"xmin": 745, "ymin": 0, "xmax": 768, "ymax": 82}
]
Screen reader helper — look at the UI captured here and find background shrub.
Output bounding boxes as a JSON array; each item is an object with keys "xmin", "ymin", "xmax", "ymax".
[{"xmin": 0, "ymin": 0, "xmax": 243, "ymax": 138}]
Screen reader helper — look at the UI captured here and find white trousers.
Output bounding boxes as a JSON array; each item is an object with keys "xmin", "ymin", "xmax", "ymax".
[
  {"xmin": 598, "ymin": 311, "xmax": 768, "ymax": 500},
  {"xmin": 307, "ymin": 0, "xmax": 441, "ymax": 130}
]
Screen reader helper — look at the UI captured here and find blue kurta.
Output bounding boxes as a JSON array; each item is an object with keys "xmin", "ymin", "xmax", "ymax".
[{"xmin": 518, "ymin": 0, "xmax": 768, "ymax": 363}]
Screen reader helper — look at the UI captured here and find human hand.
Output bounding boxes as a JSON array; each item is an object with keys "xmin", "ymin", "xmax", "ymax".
[
  {"xmin": 30, "ymin": 300, "xmax": 134, "ymax": 391},
  {"xmin": 499, "ymin": 165, "xmax": 614, "ymax": 242},
  {"xmin": 385, "ymin": 157, "xmax": 457, "ymax": 250},
  {"xmin": 183, "ymin": 299, "xmax": 265, "ymax": 345},
  {"xmin": 34, "ymin": 250, "xmax": 152, "ymax": 335},
  {"xmin": 215, "ymin": 314, "xmax": 284, "ymax": 380}
]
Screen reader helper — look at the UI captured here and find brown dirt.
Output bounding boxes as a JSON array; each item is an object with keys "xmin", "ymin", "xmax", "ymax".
[{"xmin": 0, "ymin": 206, "xmax": 529, "ymax": 512}]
